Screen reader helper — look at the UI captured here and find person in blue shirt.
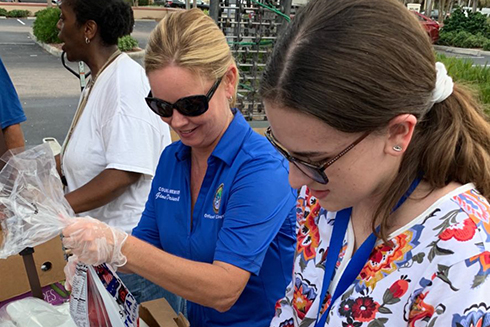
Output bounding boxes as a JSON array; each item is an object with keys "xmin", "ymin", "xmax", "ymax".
[
  {"xmin": 62, "ymin": 9, "xmax": 297, "ymax": 327},
  {"xmin": 0, "ymin": 57, "xmax": 27, "ymax": 150}
]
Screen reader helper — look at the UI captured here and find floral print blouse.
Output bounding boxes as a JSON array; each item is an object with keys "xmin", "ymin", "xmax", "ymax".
[{"xmin": 270, "ymin": 184, "xmax": 490, "ymax": 327}]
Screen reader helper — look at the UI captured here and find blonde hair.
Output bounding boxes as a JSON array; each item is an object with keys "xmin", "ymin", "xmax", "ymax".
[{"xmin": 145, "ymin": 9, "xmax": 239, "ymax": 105}]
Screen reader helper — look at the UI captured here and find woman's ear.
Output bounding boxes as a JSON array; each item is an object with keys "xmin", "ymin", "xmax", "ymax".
[
  {"xmin": 223, "ymin": 64, "xmax": 238, "ymax": 99},
  {"xmin": 84, "ymin": 20, "xmax": 98, "ymax": 43},
  {"xmin": 385, "ymin": 114, "xmax": 418, "ymax": 156}
]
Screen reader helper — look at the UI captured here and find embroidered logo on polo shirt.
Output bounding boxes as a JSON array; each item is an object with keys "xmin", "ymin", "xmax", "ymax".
[
  {"xmin": 155, "ymin": 186, "xmax": 181, "ymax": 202},
  {"xmin": 213, "ymin": 183, "xmax": 224, "ymax": 213}
]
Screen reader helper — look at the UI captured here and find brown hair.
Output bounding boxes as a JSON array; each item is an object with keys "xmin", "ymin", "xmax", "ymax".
[
  {"xmin": 260, "ymin": 0, "xmax": 490, "ymax": 239},
  {"xmin": 145, "ymin": 9, "xmax": 239, "ymax": 105}
]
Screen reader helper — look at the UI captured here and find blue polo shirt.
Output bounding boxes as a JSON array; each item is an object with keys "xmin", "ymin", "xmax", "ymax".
[
  {"xmin": 133, "ymin": 109, "xmax": 297, "ymax": 327},
  {"xmin": 0, "ymin": 58, "xmax": 27, "ymax": 129}
]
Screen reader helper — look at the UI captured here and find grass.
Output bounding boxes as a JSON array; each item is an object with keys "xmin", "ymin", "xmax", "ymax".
[{"xmin": 436, "ymin": 53, "xmax": 490, "ymax": 114}]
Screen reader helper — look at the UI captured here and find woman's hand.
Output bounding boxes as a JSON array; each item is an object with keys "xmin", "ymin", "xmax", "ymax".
[{"xmin": 62, "ymin": 217, "xmax": 128, "ymax": 267}]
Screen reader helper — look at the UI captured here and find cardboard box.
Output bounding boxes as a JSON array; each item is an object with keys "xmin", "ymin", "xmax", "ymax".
[
  {"xmin": 140, "ymin": 298, "xmax": 190, "ymax": 327},
  {"xmin": 0, "ymin": 235, "xmax": 66, "ymax": 302}
]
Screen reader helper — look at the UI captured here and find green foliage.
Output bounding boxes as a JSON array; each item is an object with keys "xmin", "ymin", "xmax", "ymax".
[
  {"xmin": 6, "ymin": 10, "xmax": 30, "ymax": 18},
  {"xmin": 483, "ymin": 39, "xmax": 490, "ymax": 50},
  {"xmin": 0, "ymin": 8, "xmax": 7, "ymax": 17},
  {"xmin": 117, "ymin": 35, "xmax": 139, "ymax": 51},
  {"xmin": 437, "ymin": 31, "xmax": 456, "ymax": 45},
  {"xmin": 33, "ymin": 7, "xmax": 61, "ymax": 44},
  {"xmin": 138, "ymin": 0, "xmax": 150, "ymax": 5},
  {"xmin": 438, "ymin": 30, "xmax": 489, "ymax": 48},
  {"xmin": 452, "ymin": 30, "xmax": 473, "ymax": 46},
  {"xmin": 461, "ymin": 33, "xmax": 487, "ymax": 48},
  {"xmin": 442, "ymin": 6, "xmax": 490, "ymax": 36}
]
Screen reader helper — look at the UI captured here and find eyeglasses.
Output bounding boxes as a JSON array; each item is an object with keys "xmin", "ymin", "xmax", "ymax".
[
  {"xmin": 145, "ymin": 78, "xmax": 222, "ymax": 118},
  {"xmin": 265, "ymin": 126, "xmax": 371, "ymax": 184}
]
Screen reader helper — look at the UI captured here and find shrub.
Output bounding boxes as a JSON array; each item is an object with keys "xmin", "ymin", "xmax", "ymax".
[
  {"xmin": 483, "ymin": 39, "xmax": 490, "ymax": 50},
  {"xmin": 6, "ymin": 10, "xmax": 30, "ymax": 18},
  {"xmin": 33, "ymin": 7, "xmax": 61, "ymax": 44},
  {"xmin": 437, "ymin": 31, "xmax": 456, "ymax": 45},
  {"xmin": 452, "ymin": 30, "xmax": 473, "ymax": 47},
  {"xmin": 474, "ymin": 32, "xmax": 488, "ymax": 47},
  {"xmin": 466, "ymin": 11, "xmax": 490, "ymax": 36},
  {"xmin": 442, "ymin": 6, "xmax": 490, "ymax": 36},
  {"xmin": 0, "ymin": 8, "xmax": 7, "ymax": 17},
  {"xmin": 461, "ymin": 35, "xmax": 479, "ymax": 48},
  {"xmin": 118, "ymin": 35, "xmax": 139, "ymax": 52}
]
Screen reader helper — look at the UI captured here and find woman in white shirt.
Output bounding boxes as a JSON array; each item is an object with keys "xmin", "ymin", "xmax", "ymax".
[{"xmin": 56, "ymin": 0, "xmax": 171, "ymax": 233}]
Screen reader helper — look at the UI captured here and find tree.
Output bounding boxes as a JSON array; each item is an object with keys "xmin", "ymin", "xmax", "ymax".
[
  {"xmin": 438, "ymin": 0, "xmax": 456, "ymax": 23},
  {"xmin": 473, "ymin": 0, "xmax": 478, "ymax": 12}
]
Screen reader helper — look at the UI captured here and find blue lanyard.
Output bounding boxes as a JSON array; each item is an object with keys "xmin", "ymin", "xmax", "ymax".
[{"xmin": 314, "ymin": 177, "xmax": 421, "ymax": 327}]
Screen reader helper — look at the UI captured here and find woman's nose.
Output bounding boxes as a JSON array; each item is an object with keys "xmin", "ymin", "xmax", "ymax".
[{"xmin": 288, "ymin": 162, "xmax": 313, "ymax": 190}]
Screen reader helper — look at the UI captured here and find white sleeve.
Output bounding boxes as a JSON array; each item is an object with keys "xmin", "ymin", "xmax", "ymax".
[{"xmin": 102, "ymin": 112, "xmax": 165, "ymax": 177}]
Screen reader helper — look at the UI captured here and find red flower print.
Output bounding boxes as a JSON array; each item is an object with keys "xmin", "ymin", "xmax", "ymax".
[
  {"xmin": 275, "ymin": 300, "xmax": 281, "ymax": 313},
  {"xmin": 296, "ymin": 202, "xmax": 321, "ymax": 261},
  {"xmin": 351, "ymin": 296, "xmax": 380, "ymax": 322},
  {"xmin": 388, "ymin": 276, "xmax": 410, "ymax": 298},
  {"xmin": 408, "ymin": 291, "xmax": 435, "ymax": 327},
  {"xmin": 293, "ymin": 276, "xmax": 317, "ymax": 319},
  {"xmin": 439, "ymin": 218, "xmax": 477, "ymax": 242},
  {"xmin": 338, "ymin": 299, "xmax": 355, "ymax": 317}
]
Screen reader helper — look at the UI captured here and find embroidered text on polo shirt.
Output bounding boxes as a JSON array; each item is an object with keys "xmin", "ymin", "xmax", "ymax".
[{"xmin": 155, "ymin": 186, "xmax": 181, "ymax": 202}]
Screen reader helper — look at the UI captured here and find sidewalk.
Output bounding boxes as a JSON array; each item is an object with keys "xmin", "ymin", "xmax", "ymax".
[
  {"xmin": 434, "ymin": 44, "xmax": 490, "ymax": 57},
  {"xmin": 29, "ymin": 31, "xmax": 145, "ymax": 60}
]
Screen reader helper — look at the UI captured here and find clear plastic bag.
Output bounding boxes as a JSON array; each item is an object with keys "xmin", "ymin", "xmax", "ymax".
[
  {"xmin": 0, "ymin": 144, "xmax": 139, "ymax": 327},
  {"xmin": 0, "ymin": 298, "xmax": 76, "ymax": 327},
  {"xmin": 0, "ymin": 144, "xmax": 74, "ymax": 259}
]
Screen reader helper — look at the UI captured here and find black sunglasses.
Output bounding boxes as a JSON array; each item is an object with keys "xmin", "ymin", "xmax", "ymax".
[
  {"xmin": 145, "ymin": 78, "xmax": 222, "ymax": 118},
  {"xmin": 265, "ymin": 126, "xmax": 370, "ymax": 184}
]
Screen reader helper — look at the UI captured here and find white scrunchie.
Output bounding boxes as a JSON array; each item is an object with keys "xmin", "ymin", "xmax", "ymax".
[{"xmin": 430, "ymin": 62, "xmax": 454, "ymax": 106}]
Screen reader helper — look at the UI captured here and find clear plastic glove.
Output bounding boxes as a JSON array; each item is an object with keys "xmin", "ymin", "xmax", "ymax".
[
  {"xmin": 63, "ymin": 255, "xmax": 78, "ymax": 291},
  {"xmin": 62, "ymin": 217, "xmax": 128, "ymax": 268}
]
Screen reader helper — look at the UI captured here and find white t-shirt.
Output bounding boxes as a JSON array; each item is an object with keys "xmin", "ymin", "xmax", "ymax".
[{"xmin": 63, "ymin": 53, "xmax": 171, "ymax": 233}]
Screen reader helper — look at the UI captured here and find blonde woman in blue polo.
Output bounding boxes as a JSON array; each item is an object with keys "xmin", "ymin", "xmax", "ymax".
[{"xmin": 62, "ymin": 9, "xmax": 297, "ymax": 327}]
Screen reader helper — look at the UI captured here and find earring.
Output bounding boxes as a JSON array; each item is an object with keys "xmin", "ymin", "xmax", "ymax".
[
  {"xmin": 393, "ymin": 145, "xmax": 403, "ymax": 152},
  {"xmin": 228, "ymin": 96, "xmax": 233, "ymax": 102},
  {"xmin": 85, "ymin": 37, "xmax": 90, "ymax": 44}
]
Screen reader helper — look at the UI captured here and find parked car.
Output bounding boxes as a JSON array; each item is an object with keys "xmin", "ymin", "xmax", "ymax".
[
  {"xmin": 165, "ymin": 0, "xmax": 209, "ymax": 9},
  {"xmin": 17, "ymin": 0, "xmax": 60, "ymax": 3},
  {"xmin": 422, "ymin": 9, "xmax": 439, "ymax": 20},
  {"xmin": 15, "ymin": 0, "xmax": 60, "ymax": 4},
  {"xmin": 412, "ymin": 11, "xmax": 440, "ymax": 43}
]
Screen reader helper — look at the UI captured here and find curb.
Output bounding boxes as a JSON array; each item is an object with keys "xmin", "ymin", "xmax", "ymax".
[
  {"xmin": 433, "ymin": 44, "xmax": 490, "ymax": 57},
  {"xmin": 28, "ymin": 30, "xmax": 146, "ymax": 60},
  {"xmin": 29, "ymin": 31, "xmax": 62, "ymax": 57}
]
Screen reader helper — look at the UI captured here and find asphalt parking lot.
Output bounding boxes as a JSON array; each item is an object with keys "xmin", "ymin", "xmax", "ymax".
[{"xmin": 0, "ymin": 17, "xmax": 157, "ymax": 147}]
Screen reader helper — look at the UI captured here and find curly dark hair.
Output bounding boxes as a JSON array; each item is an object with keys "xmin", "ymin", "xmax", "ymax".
[{"xmin": 64, "ymin": 0, "xmax": 134, "ymax": 46}]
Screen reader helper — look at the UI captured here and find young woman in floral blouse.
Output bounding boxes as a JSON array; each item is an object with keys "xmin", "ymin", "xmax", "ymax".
[{"xmin": 260, "ymin": 0, "xmax": 490, "ymax": 326}]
